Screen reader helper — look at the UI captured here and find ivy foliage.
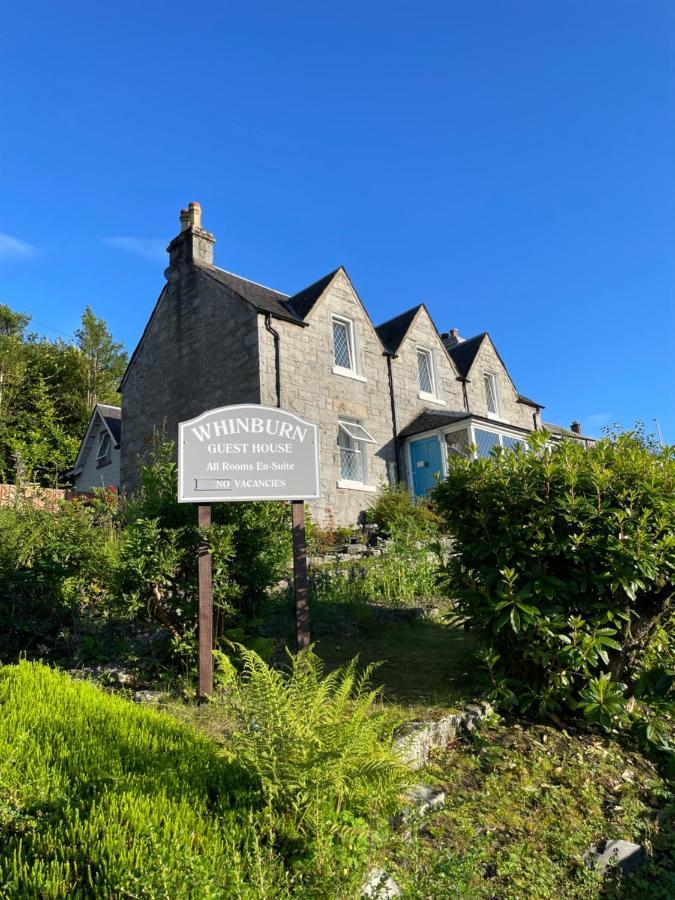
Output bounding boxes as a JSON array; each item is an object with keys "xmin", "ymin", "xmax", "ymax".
[{"xmin": 434, "ymin": 428, "xmax": 674, "ymax": 745}]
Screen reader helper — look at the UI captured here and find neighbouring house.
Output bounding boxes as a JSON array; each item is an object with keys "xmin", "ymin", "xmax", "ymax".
[
  {"xmin": 70, "ymin": 403, "xmax": 121, "ymax": 493},
  {"xmin": 117, "ymin": 202, "xmax": 590, "ymax": 525}
]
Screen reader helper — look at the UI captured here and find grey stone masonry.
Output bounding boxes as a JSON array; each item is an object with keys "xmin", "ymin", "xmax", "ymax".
[
  {"xmin": 118, "ymin": 203, "xmax": 579, "ymax": 522},
  {"xmin": 121, "ymin": 263, "xmax": 261, "ymax": 490},
  {"xmin": 388, "ymin": 306, "xmax": 464, "ymax": 482},
  {"xmin": 463, "ymin": 335, "xmax": 536, "ymax": 430},
  {"xmin": 258, "ymin": 269, "xmax": 396, "ymax": 526}
]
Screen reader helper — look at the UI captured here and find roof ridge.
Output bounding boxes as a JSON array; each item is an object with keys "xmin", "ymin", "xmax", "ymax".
[
  {"xmin": 212, "ymin": 265, "xmax": 290, "ymax": 297},
  {"xmin": 375, "ymin": 303, "xmax": 423, "ymax": 329}
]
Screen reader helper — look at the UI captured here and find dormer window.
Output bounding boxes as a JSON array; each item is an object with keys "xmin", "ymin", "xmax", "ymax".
[
  {"xmin": 96, "ymin": 431, "xmax": 112, "ymax": 467},
  {"xmin": 332, "ymin": 316, "xmax": 355, "ymax": 371},
  {"xmin": 484, "ymin": 372, "xmax": 501, "ymax": 417},
  {"xmin": 417, "ymin": 348, "xmax": 436, "ymax": 397}
]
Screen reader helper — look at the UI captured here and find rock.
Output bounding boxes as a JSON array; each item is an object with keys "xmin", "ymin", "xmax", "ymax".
[
  {"xmin": 361, "ymin": 867, "xmax": 402, "ymax": 898},
  {"xmin": 401, "ymin": 784, "xmax": 446, "ymax": 820},
  {"xmin": 392, "ymin": 702, "xmax": 491, "ymax": 769},
  {"xmin": 584, "ymin": 839, "xmax": 646, "ymax": 874},
  {"xmin": 393, "ymin": 715, "xmax": 463, "ymax": 769},
  {"xmin": 131, "ymin": 690, "xmax": 164, "ymax": 704}
]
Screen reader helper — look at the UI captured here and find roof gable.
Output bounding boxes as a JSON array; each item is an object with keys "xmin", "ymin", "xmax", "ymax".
[
  {"xmin": 71, "ymin": 404, "xmax": 121, "ymax": 475},
  {"xmin": 446, "ymin": 333, "xmax": 487, "ymax": 378},
  {"xmin": 285, "ymin": 269, "xmax": 341, "ymax": 320},
  {"xmin": 375, "ymin": 305, "xmax": 423, "ymax": 354}
]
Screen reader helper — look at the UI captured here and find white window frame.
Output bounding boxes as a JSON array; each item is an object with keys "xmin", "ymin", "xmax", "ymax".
[
  {"xmin": 96, "ymin": 431, "xmax": 111, "ymax": 465},
  {"xmin": 416, "ymin": 347, "xmax": 444, "ymax": 404},
  {"xmin": 470, "ymin": 424, "xmax": 526, "ymax": 458},
  {"xmin": 337, "ymin": 419, "xmax": 377, "ymax": 492},
  {"xmin": 484, "ymin": 372, "xmax": 504, "ymax": 420},
  {"xmin": 332, "ymin": 315, "xmax": 367, "ymax": 383}
]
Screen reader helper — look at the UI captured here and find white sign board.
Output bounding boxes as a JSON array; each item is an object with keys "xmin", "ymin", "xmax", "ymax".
[{"xmin": 178, "ymin": 404, "xmax": 320, "ymax": 503}]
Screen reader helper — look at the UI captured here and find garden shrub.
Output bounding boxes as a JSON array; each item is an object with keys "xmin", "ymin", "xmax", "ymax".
[
  {"xmin": 0, "ymin": 491, "xmax": 118, "ymax": 657},
  {"xmin": 365, "ymin": 482, "xmax": 441, "ymax": 542},
  {"xmin": 434, "ymin": 428, "xmax": 674, "ymax": 745},
  {"xmin": 118, "ymin": 435, "xmax": 291, "ymax": 669}
]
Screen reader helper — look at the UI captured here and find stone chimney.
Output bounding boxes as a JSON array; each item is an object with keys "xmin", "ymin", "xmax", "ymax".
[
  {"xmin": 570, "ymin": 421, "xmax": 581, "ymax": 434},
  {"xmin": 167, "ymin": 202, "xmax": 215, "ymax": 268},
  {"xmin": 443, "ymin": 328, "xmax": 464, "ymax": 349}
]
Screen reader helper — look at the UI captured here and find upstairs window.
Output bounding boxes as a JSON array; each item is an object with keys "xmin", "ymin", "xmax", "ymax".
[
  {"xmin": 417, "ymin": 348, "xmax": 435, "ymax": 396},
  {"xmin": 484, "ymin": 372, "xmax": 500, "ymax": 417},
  {"xmin": 337, "ymin": 419, "xmax": 376, "ymax": 484},
  {"xmin": 96, "ymin": 431, "xmax": 111, "ymax": 467},
  {"xmin": 332, "ymin": 316, "xmax": 355, "ymax": 371}
]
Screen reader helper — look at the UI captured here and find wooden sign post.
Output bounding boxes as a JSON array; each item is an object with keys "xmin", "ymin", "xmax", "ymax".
[
  {"xmin": 292, "ymin": 499, "xmax": 310, "ymax": 651},
  {"xmin": 197, "ymin": 504, "xmax": 214, "ymax": 701},
  {"xmin": 179, "ymin": 405, "xmax": 320, "ymax": 701}
]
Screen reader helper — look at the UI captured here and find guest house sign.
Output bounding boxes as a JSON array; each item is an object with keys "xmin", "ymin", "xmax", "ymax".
[{"xmin": 178, "ymin": 404, "xmax": 320, "ymax": 503}]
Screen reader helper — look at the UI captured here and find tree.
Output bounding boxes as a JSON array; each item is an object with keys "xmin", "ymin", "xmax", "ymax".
[{"xmin": 75, "ymin": 306, "xmax": 128, "ymax": 409}]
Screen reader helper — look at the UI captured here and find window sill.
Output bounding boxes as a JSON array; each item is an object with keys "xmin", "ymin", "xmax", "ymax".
[
  {"xmin": 332, "ymin": 367, "xmax": 367, "ymax": 383},
  {"xmin": 418, "ymin": 392, "xmax": 445, "ymax": 406},
  {"xmin": 337, "ymin": 480, "xmax": 377, "ymax": 493},
  {"xmin": 487, "ymin": 413, "xmax": 509, "ymax": 424},
  {"xmin": 96, "ymin": 458, "xmax": 112, "ymax": 469}
]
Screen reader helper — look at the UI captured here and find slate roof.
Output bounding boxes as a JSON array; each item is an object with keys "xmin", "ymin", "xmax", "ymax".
[
  {"xmin": 198, "ymin": 265, "xmax": 303, "ymax": 324},
  {"xmin": 446, "ymin": 333, "xmax": 487, "ymax": 378},
  {"xmin": 98, "ymin": 404, "xmax": 121, "ymax": 446},
  {"xmin": 285, "ymin": 269, "xmax": 340, "ymax": 320},
  {"xmin": 398, "ymin": 409, "xmax": 470, "ymax": 438},
  {"xmin": 375, "ymin": 305, "xmax": 423, "ymax": 354},
  {"xmin": 518, "ymin": 393, "xmax": 545, "ymax": 409},
  {"xmin": 544, "ymin": 421, "xmax": 593, "ymax": 442}
]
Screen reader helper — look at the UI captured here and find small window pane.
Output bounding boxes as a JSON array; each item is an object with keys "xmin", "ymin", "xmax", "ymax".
[
  {"xmin": 446, "ymin": 429, "xmax": 471, "ymax": 459},
  {"xmin": 333, "ymin": 319, "xmax": 353, "ymax": 369},
  {"xmin": 502, "ymin": 436, "xmax": 524, "ymax": 451},
  {"xmin": 418, "ymin": 350, "xmax": 433, "ymax": 394},
  {"xmin": 474, "ymin": 428, "xmax": 501, "ymax": 458},
  {"xmin": 484, "ymin": 374, "xmax": 498, "ymax": 414},
  {"xmin": 97, "ymin": 433, "xmax": 111, "ymax": 460},
  {"xmin": 340, "ymin": 447, "xmax": 363, "ymax": 481}
]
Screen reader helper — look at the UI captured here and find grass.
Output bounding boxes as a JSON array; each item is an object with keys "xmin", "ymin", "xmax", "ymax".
[
  {"xmin": 253, "ymin": 592, "xmax": 475, "ymax": 711},
  {"xmin": 386, "ymin": 720, "xmax": 674, "ymax": 899},
  {"xmin": 1, "ymin": 660, "xmax": 401, "ymax": 899}
]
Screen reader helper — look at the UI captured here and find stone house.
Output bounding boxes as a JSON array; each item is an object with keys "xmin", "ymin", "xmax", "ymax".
[{"xmin": 118, "ymin": 203, "xmax": 588, "ymax": 525}]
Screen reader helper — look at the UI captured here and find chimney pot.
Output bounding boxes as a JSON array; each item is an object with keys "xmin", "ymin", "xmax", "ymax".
[
  {"xmin": 168, "ymin": 202, "xmax": 215, "ymax": 268},
  {"xmin": 571, "ymin": 421, "xmax": 581, "ymax": 434}
]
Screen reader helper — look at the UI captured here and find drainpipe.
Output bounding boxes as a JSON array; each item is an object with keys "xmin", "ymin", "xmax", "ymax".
[
  {"xmin": 385, "ymin": 353, "xmax": 401, "ymax": 483},
  {"xmin": 264, "ymin": 314, "xmax": 281, "ymax": 409},
  {"xmin": 459, "ymin": 377, "xmax": 470, "ymax": 412}
]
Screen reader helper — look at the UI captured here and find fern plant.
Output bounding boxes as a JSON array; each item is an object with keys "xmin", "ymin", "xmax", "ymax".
[{"xmin": 225, "ymin": 646, "xmax": 410, "ymax": 833}]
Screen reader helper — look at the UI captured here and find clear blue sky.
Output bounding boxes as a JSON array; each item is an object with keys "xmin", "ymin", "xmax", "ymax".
[{"xmin": 2, "ymin": 1, "xmax": 673, "ymax": 440}]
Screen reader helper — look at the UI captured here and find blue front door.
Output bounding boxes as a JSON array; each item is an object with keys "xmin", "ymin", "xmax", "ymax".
[{"xmin": 409, "ymin": 436, "xmax": 443, "ymax": 497}]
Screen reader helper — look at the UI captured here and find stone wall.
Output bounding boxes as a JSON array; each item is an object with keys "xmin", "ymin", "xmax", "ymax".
[
  {"xmin": 121, "ymin": 266, "xmax": 261, "ymax": 489},
  {"xmin": 463, "ymin": 336, "xmax": 536, "ymax": 430},
  {"xmin": 258, "ymin": 269, "xmax": 396, "ymax": 525},
  {"xmin": 390, "ymin": 308, "xmax": 465, "ymax": 482}
]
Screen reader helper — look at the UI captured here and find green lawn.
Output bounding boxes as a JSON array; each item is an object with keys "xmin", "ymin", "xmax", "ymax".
[{"xmin": 252, "ymin": 594, "xmax": 475, "ymax": 710}]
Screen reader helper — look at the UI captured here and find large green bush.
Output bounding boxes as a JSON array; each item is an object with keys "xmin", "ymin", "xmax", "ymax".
[
  {"xmin": 365, "ymin": 482, "xmax": 441, "ymax": 542},
  {"xmin": 434, "ymin": 429, "xmax": 674, "ymax": 744},
  {"xmin": 0, "ymin": 491, "xmax": 118, "ymax": 657}
]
